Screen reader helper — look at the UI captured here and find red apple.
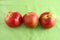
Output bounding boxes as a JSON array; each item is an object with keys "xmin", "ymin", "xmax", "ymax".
[
  {"xmin": 39, "ymin": 12, "xmax": 56, "ymax": 29},
  {"xmin": 5, "ymin": 11, "xmax": 22, "ymax": 27},
  {"xmin": 23, "ymin": 12, "xmax": 38, "ymax": 28}
]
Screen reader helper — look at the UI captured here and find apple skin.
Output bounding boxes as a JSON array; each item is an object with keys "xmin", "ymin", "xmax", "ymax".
[
  {"xmin": 39, "ymin": 12, "xmax": 56, "ymax": 29},
  {"xmin": 5, "ymin": 11, "xmax": 22, "ymax": 27},
  {"xmin": 23, "ymin": 12, "xmax": 38, "ymax": 28}
]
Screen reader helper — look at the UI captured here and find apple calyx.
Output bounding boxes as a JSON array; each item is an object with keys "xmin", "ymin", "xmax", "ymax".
[{"xmin": 42, "ymin": 12, "xmax": 56, "ymax": 19}]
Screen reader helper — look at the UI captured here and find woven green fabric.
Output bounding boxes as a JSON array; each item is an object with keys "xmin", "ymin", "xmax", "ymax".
[{"xmin": 0, "ymin": 0, "xmax": 60, "ymax": 40}]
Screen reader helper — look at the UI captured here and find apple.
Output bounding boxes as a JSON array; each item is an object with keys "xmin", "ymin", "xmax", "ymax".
[
  {"xmin": 23, "ymin": 12, "xmax": 38, "ymax": 28},
  {"xmin": 5, "ymin": 11, "xmax": 22, "ymax": 27},
  {"xmin": 39, "ymin": 12, "xmax": 56, "ymax": 29}
]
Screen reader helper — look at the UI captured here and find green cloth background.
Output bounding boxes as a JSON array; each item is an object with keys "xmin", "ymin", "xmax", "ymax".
[{"xmin": 0, "ymin": 0, "xmax": 60, "ymax": 40}]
